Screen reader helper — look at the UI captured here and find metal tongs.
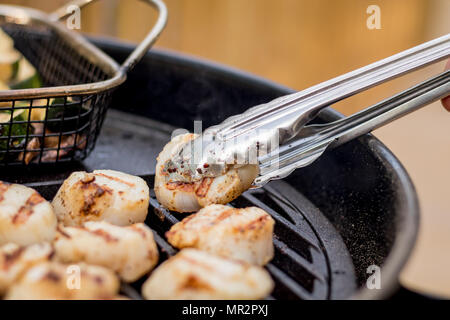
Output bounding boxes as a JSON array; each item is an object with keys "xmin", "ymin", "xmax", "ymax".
[{"xmin": 168, "ymin": 34, "xmax": 450, "ymax": 187}]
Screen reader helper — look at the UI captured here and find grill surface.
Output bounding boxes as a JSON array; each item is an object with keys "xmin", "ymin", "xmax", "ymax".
[
  {"xmin": 18, "ymin": 110, "xmax": 356, "ymax": 300},
  {"xmin": 146, "ymin": 181, "xmax": 350, "ymax": 300}
]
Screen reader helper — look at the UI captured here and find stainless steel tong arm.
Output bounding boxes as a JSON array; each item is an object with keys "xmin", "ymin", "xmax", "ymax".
[
  {"xmin": 216, "ymin": 33, "xmax": 450, "ymax": 142},
  {"xmin": 255, "ymin": 70, "xmax": 450, "ymax": 186},
  {"xmin": 168, "ymin": 34, "xmax": 450, "ymax": 185}
]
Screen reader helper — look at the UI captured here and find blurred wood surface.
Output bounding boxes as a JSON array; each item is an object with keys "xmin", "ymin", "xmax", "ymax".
[
  {"xmin": 0, "ymin": 0, "xmax": 432, "ymax": 115},
  {"xmin": 0, "ymin": 0, "xmax": 449, "ymax": 298},
  {"xmin": 117, "ymin": 0, "xmax": 430, "ymax": 115}
]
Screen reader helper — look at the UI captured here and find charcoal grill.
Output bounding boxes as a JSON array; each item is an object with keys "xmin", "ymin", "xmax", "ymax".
[{"xmin": 0, "ymin": 38, "xmax": 420, "ymax": 300}]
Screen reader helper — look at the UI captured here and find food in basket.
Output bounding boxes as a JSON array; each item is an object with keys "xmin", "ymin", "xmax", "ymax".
[
  {"xmin": 54, "ymin": 221, "xmax": 159, "ymax": 282},
  {"xmin": 155, "ymin": 133, "xmax": 259, "ymax": 212},
  {"xmin": 45, "ymin": 97, "xmax": 91, "ymax": 132},
  {"xmin": 9, "ymin": 57, "xmax": 41, "ymax": 90},
  {"xmin": 14, "ymin": 97, "xmax": 89, "ymax": 164},
  {"xmin": 142, "ymin": 248, "xmax": 274, "ymax": 300},
  {"xmin": 0, "ymin": 28, "xmax": 41, "ymax": 88},
  {"xmin": 5, "ymin": 261, "xmax": 120, "ymax": 300},
  {"xmin": 0, "ymin": 110, "xmax": 29, "ymax": 161},
  {"xmin": 0, "ymin": 242, "xmax": 54, "ymax": 295},
  {"xmin": 52, "ymin": 170, "xmax": 150, "ymax": 226},
  {"xmin": 166, "ymin": 204, "xmax": 274, "ymax": 266},
  {"xmin": 0, "ymin": 181, "xmax": 57, "ymax": 246},
  {"xmin": 0, "ymin": 28, "xmax": 89, "ymax": 164},
  {"xmin": 0, "ymin": 29, "xmax": 20, "ymax": 83}
]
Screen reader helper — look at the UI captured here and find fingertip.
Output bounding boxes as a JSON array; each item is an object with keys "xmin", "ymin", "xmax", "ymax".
[{"xmin": 442, "ymin": 96, "xmax": 450, "ymax": 112}]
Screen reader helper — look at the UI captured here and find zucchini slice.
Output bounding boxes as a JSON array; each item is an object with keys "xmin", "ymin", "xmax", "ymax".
[
  {"xmin": 10, "ymin": 58, "xmax": 42, "ymax": 90},
  {"xmin": 0, "ymin": 29, "xmax": 21, "ymax": 83},
  {"xmin": 0, "ymin": 109, "xmax": 30, "ymax": 160}
]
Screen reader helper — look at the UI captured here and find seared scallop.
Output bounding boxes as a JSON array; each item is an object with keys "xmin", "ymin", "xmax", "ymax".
[
  {"xmin": 155, "ymin": 133, "xmax": 259, "ymax": 213},
  {"xmin": 54, "ymin": 221, "xmax": 159, "ymax": 282},
  {"xmin": 0, "ymin": 182, "xmax": 57, "ymax": 246},
  {"xmin": 0, "ymin": 242, "xmax": 54, "ymax": 295},
  {"xmin": 142, "ymin": 248, "xmax": 274, "ymax": 300},
  {"xmin": 5, "ymin": 261, "xmax": 120, "ymax": 300},
  {"xmin": 166, "ymin": 204, "xmax": 274, "ymax": 265},
  {"xmin": 52, "ymin": 169, "xmax": 150, "ymax": 226}
]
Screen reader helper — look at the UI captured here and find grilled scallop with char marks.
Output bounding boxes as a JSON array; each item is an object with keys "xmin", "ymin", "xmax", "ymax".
[
  {"xmin": 155, "ymin": 133, "xmax": 259, "ymax": 213},
  {"xmin": 5, "ymin": 261, "xmax": 120, "ymax": 300},
  {"xmin": 142, "ymin": 248, "xmax": 274, "ymax": 300},
  {"xmin": 0, "ymin": 242, "xmax": 54, "ymax": 295},
  {"xmin": 52, "ymin": 169, "xmax": 150, "ymax": 226},
  {"xmin": 0, "ymin": 182, "xmax": 57, "ymax": 246},
  {"xmin": 54, "ymin": 221, "xmax": 159, "ymax": 282},
  {"xmin": 166, "ymin": 204, "xmax": 274, "ymax": 266}
]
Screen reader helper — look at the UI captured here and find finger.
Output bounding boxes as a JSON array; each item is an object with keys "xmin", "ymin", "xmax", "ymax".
[
  {"xmin": 443, "ymin": 96, "xmax": 450, "ymax": 112},
  {"xmin": 442, "ymin": 59, "xmax": 450, "ymax": 112}
]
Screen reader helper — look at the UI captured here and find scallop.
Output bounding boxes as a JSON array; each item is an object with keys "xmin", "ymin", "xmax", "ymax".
[
  {"xmin": 155, "ymin": 133, "xmax": 259, "ymax": 213},
  {"xmin": 0, "ymin": 181, "xmax": 57, "ymax": 246},
  {"xmin": 166, "ymin": 204, "xmax": 274, "ymax": 265},
  {"xmin": 5, "ymin": 261, "xmax": 120, "ymax": 300},
  {"xmin": 142, "ymin": 248, "xmax": 274, "ymax": 300},
  {"xmin": 52, "ymin": 169, "xmax": 150, "ymax": 226},
  {"xmin": 54, "ymin": 221, "xmax": 159, "ymax": 282},
  {"xmin": 0, "ymin": 242, "xmax": 54, "ymax": 295}
]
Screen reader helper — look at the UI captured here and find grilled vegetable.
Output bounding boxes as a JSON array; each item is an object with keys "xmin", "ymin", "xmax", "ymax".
[
  {"xmin": 18, "ymin": 99, "xmax": 47, "ymax": 122},
  {"xmin": 0, "ymin": 54, "xmax": 19, "ymax": 83},
  {"xmin": 0, "ymin": 29, "xmax": 20, "ymax": 83},
  {"xmin": 0, "ymin": 109, "xmax": 30, "ymax": 161},
  {"xmin": 0, "ymin": 81, "xmax": 10, "ymax": 108},
  {"xmin": 166, "ymin": 204, "xmax": 275, "ymax": 266},
  {"xmin": 0, "ymin": 181, "xmax": 57, "ymax": 246},
  {"xmin": 9, "ymin": 58, "xmax": 42, "ymax": 90},
  {"xmin": 5, "ymin": 261, "xmax": 120, "ymax": 300},
  {"xmin": 46, "ymin": 97, "xmax": 90, "ymax": 132},
  {"xmin": 0, "ymin": 28, "xmax": 41, "ymax": 89},
  {"xmin": 54, "ymin": 221, "xmax": 159, "ymax": 282},
  {"xmin": 142, "ymin": 248, "xmax": 274, "ymax": 300},
  {"xmin": 0, "ymin": 81, "xmax": 8, "ymax": 91},
  {"xmin": 52, "ymin": 170, "xmax": 150, "ymax": 226},
  {"xmin": 17, "ymin": 137, "xmax": 40, "ymax": 165}
]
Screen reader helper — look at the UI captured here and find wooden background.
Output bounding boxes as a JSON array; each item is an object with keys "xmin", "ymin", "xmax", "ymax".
[
  {"xmin": 0, "ymin": 0, "xmax": 436, "ymax": 115},
  {"xmin": 1, "ymin": 0, "xmax": 450, "ymax": 297}
]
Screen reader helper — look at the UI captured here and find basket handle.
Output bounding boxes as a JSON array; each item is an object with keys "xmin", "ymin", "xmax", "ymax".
[{"xmin": 50, "ymin": 0, "xmax": 168, "ymax": 74}]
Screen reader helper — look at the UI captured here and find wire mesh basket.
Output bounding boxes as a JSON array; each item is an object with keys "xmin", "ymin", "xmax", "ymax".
[{"xmin": 0, "ymin": 0, "xmax": 167, "ymax": 166}]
